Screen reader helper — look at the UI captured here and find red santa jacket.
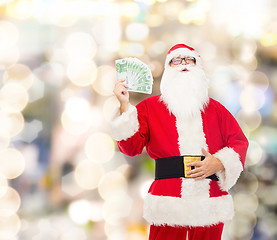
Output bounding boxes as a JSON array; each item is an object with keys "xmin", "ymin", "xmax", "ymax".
[{"xmin": 110, "ymin": 95, "xmax": 248, "ymax": 227}]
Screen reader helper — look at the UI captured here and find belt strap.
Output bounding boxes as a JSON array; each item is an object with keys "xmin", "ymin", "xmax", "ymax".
[{"xmin": 155, "ymin": 155, "xmax": 219, "ymax": 181}]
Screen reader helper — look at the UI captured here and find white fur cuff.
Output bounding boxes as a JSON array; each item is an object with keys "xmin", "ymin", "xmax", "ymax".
[
  {"xmin": 109, "ymin": 104, "xmax": 139, "ymax": 141},
  {"xmin": 214, "ymin": 147, "xmax": 243, "ymax": 192}
]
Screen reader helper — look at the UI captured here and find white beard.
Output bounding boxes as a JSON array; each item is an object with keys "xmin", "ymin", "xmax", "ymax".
[{"xmin": 160, "ymin": 64, "xmax": 209, "ymax": 119}]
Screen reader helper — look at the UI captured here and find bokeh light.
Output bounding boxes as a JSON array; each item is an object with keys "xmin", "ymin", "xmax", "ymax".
[
  {"xmin": 64, "ymin": 32, "xmax": 97, "ymax": 60},
  {"xmin": 66, "ymin": 58, "xmax": 97, "ymax": 86},
  {"xmin": 0, "ymin": 21, "xmax": 20, "ymax": 68},
  {"xmin": 0, "ymin": 20, "xmax": 19, "ymax": 49},
  {"xmin": 68, "ymin": 200, "xmax": 92, "ymax": 225},
  {"xmin": 120, "ymin": 2, "xmax": 140, "ymax": 18},
  {"xmin": 0, "ymin": 187, "xmax": 21, "ymax": 216},
  {"xmin": 148, "ymin": 41, "xmax": 167, "ymax": 57},
  {"xmin": 59, "ymin": 227, "xmax": 87, "ymax": 240},
  {"xmin": 61, "ymin": 97, "xmax": 95, "ymax": 135},
  {"xmin": 246, "ymin": 141, "xmax": 264, "ymax": 166},
  {"xmin": 140, "ymin": 179, "xmax": 153, "ymax": 199},
  {"xmin": 146, "ymin": 14, "xmax": 164, "ymax": 28},
  {"xmin": 90, "ymin": 201, "xmax": 103, "ymax": 222},
  {"xmin": 0, "ymin": 111, "xmax": 24, "ymax": 138},
  {"xmin": 0, "ymin": 148, "xmax": 25, "ymax": 179},
  {"xmin": 98, "ymin": 171, "xmax": 128, "ymax": 200},
  {"xmin": 2, "ymin": 64, "xmax": 34, "ymax": 90},
  {"xmin": 0, "ymin": 213, "xmax": 21, "ymax": 239},
  {"xmin": 118, "ymin": 42, "xmax": 145, "ymax": 57},
  {"xmin": 0, "ymin": 46, "xmax": 20, "ymax": 69},
  {"xmin": 6, "ymin": 1, "xmax": 33, "ymax": 20},
  {"xmin": 85, "ymin": 132, "xmax": 115, "ymax": 163},
  {"xmin": 136, "ymin": 0, "xmax": 156, "ymax": 5},
  {"xmin": 178, "ymin": 4, "xmax": 207, "ymax": 25},
  {"xmin": 0, "ymin": 83, "xmax": 29, "ymax": 112},
  {"xmin": 0, "ymin": 128, "xmax": 10, "ymax": 150},
  {"xmin": 74, "ymin": 159, "xmax": 104, "ymax": 190},
  {"xmin": 102, "ymin": 193, "xmax": 133, "ymax": 225},
  {"xmin": 126, "ymin": 23, "xmax": 149, "ymax": 42},
  {"xmin": 103, "ymin": 96, "xmax": 119, "ymax": 122},
  {"xmin": 234, "ymin": 171, "xmax": 259, "ymax": 194},
  {"xmin": 0, "ymin": 174, "xmax": 8, "ymax": 198},
  {"xmin": 93, "ymin": 65, "xmax": 116, "ymax": 96},
  {"xmin": 237, "ymin": 109, "xmax": 262, "ymax": 131},
  {"xmin": 260, "ymin": 32, "xmax": 277, "ymax": 47},
  {"xmin": 234, "ymin": 193, "xmax": 259, "ymax": 215},
  {"xmin": 64, "ymin": 97, "xmax": 90, "ymax": 122}
]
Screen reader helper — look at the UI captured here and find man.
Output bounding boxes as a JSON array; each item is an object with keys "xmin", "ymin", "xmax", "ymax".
[{"xmin": 110, "ymin": 44, "xmax": 249, "ymax": 240}]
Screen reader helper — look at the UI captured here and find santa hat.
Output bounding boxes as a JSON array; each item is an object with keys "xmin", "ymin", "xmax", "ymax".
[{"xmin": 165, "ymin": 43, "xmax": 202, "ymax": 68}]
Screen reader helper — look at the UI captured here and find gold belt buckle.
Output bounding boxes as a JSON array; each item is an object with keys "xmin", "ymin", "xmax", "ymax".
[{"xmin": 183, "ymin": 156, "xmax": 202, "ymax": 178}]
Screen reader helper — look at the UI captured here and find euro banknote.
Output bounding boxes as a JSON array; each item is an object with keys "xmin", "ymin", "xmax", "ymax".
[{"xmin": 115, "ymin": 57, "xmax": 153, "ymax": 94}]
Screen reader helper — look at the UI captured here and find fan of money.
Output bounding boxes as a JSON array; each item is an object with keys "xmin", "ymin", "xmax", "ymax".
[{"xmin": 115, "ymin": 57, "xmax": 153, "ymax": 94}]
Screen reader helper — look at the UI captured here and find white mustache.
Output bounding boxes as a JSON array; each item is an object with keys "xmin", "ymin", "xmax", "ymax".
[{"xmin": 173, "ymin": 65, "xmax": 193, "ymax": 72}]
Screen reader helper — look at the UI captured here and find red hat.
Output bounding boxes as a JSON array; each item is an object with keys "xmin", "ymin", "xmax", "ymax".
[{"xmin": 167, "ymin": 44, "xmax": 195, "ymax": 55}]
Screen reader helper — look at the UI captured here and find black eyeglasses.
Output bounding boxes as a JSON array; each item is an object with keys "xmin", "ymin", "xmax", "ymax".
[{"xmin": 170, "ymin": 56, "xmax": 196, "ymax": 65}]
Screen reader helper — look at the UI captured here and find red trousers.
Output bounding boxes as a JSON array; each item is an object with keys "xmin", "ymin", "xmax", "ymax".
[{"xmin": 149, "ymin": 223, "xmax": 224, "ymax": 240}]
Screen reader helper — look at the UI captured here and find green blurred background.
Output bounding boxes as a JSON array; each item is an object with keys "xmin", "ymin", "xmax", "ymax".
[{"xmin": 0, "ymin": 0, "xmax": 276, "ymax": 239}]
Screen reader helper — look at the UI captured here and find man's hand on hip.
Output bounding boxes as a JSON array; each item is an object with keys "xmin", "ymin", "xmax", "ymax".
[{"xmin": 186, "ymin": 148, "xmax": 224, "ymax": 181}]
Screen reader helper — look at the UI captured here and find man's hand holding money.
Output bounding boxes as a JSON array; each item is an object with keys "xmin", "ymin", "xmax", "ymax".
[{"xmin": 113, "ymin": 79, "xmax": 129, "ymax": 115}]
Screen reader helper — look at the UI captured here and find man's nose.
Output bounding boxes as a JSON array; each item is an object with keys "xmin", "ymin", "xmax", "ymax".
[{"xmin": 181, "ymin": 59, "xmax": 187, "ymax": 65}]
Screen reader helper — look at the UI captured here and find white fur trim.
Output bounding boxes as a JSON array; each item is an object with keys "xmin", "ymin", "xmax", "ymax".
[
  {"xmin": 175, "ymin": 112, "xmax": 208, "ymax": 155},
  {"xmin": 214, "ymin": 147, "xmax": 243, "ymax": 191},
  {"xmin": 181, "ymin": 178, "xmax": 210, "ymax": 198},
  {"xmin": 165, "ymin": 48, "xmax": 203, "ymax": 68},
  {"xmin": 109, "ymin": 104, "xmax": 139, "ymax": 141},
  {"xmin": 143, "ymin": 193, "xmax": 234, "ymax": 227}
]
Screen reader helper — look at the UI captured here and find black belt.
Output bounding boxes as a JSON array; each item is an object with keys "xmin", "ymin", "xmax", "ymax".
[{"xmin": 155, "ymin": 155, "xmax": 219, "ymax": 181}]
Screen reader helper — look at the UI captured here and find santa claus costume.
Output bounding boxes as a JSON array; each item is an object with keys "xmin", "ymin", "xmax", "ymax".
[{"xmin": 110, "ymin": 44, "xmax": 249, "ymax": 240}]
